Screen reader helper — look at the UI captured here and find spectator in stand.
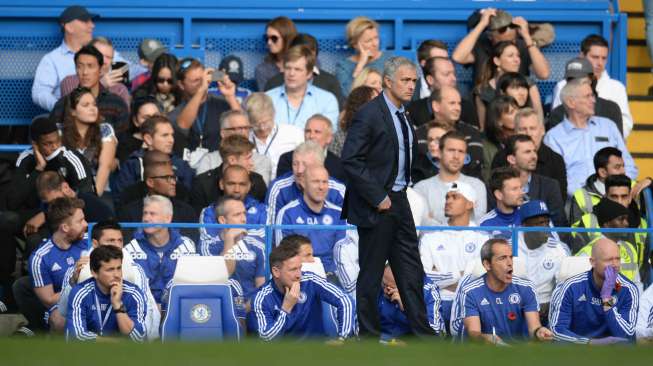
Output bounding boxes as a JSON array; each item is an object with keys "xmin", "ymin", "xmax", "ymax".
[
  {"xmin": 16, "ymin": 197, "xmax": 88, "ymax": 331},
  {"xmin": 492, "ymin": 108, "xmax": 567, "ymax": 200},
  {"xmin": 414, "ymin": 40, "xmax": 449, "ymax": 100},
  {"xmin": 480, "ymin": 167, "xmax": 524, "ymax": 239},
  {"xmin": 336, "ymin": 16, "xmax": 393, "ymax": 95},
  {"xmin": 246, "ymin": 92, "xmax": 304, "ymax": 178},
  {"xmin": 117, "ymin": 152, "xmax": 197, "ymax": 226},
  {"xmin": 481, "ymin": 95, "xmax": 519, "ymax": 182},
  {"xmin": 51, "ymin": 45, "xmax": 129, "ymax": 129},
  {"xmin": 60, "ymin": 37, "xmax": 131, "ymax": 107},
  {"xmin": 210, "ymin": 55, "xmax": 252, "ymax": 105},
  {"xmin": 419, "ymin": 181, "xmax": 489, "ymax": 330},
  {"xmin": 132, "ymin": 54, "xmax": 181, "ymax": 114},
  {"xmin": 131, "ymin": 38, "xmax": 168, "ymax": 91},
  {"xmin": 551, "ymin": 35, "xmax": 633, "ymax": 137},
  {"xmin": 266, "ymin": 45, "xmax": 339, "ymax": 130},
  {"xmin": 198, "ymin": 197, "xmax": 266, "ymax": 298},
  {"xmin": 472, "ymin": 41, "xmax": 543, "ymax": 131},
  {"xmin": 115, "ymin": 95, "xmax": 161, "ymax": 164},
  {"xmin": 411, "ymin": 120, "xmax": 449, "ymax": 183},
  {"xmin": 517, "ymin": 200, "xmax": 570, "ymax": 319},
  {"xmin": 543, "ymin": 78, "xmax": 637, "ymax": 198},
  {"xmin": 65, "ymin": 245, "xmax": 147, "ymax": 342},
  {"xmin": 255, "ymin": 16, "xmax": 297, "ymax": 92},
  {"xmin": 550, "ymin": 238, "xmax": 638, "ymax": 344},
  {"xmin": 350, "ymin": 68, "xmax": 383, "ymax": 94},
  {"xmin": 329, "ymin": 86, "xmax": 378, "ymax": 157},
  {"xmin": 199, "ymin": 164, "xmax": 267, "ymax": 241},
  {"xmin": 504, "ymin": 134, "xmax": 566, "ymax": 227},
  {"xmin": 168, "ymin": 58, "xmax": 239, "ymax": 156},
  {"xmin": 57, "ymin": 86, "xmax": 117, "ymax": 196},
  {"xmin": 277, "ymin": 114, "xmax": 347, "ymax": 183},
  {"xmin": 496, "ymin": 72, "xmax": 543, "ymax": 121},
  {"xmin": 547, "ymin": 57, "xmax": 623, "ymax": 135},
  {"xmin": 247, "ymin": 240, "xmax": 354, "ymax": 340},
  {"xmin": 414, "ymin": 86, "xmax": 484, "ymax": 179},
  {"xmin": 191, "ymin": 135, "xmax": 268, "ymax": 213},
  {"xmin": 275, "ymin": 166, "xmax": 347, "ymax": 284},
  {"xmin": 266, "ymin": 141, "xmax": 345, "ymax": 229},
  {"xmin": 452, "ymin": 8, "xmax": 550, "ymax": 88},
  {"xmin": 461, "ymin": 238, "xmax": 552, "ymax": 344},
  {"xmin": 264, "ymin": 33, "xmax": 345, "ymax": 108},
  {"xmin": 193, "ymin": 110, "xmax": 273, "ymax": 182},
  {"xmin": 407, "ymin": 56, "xmax": 479, "ymax": 129},
  {"xmin": 414, "ymin": 131, "xmax": 487, "ymax": 226},
  {"xmin": 124, "ymin": 195, "xmax": 196, "ymax": 305},
  {"xmin": 113, "ymin": 115, "xmax": 194, "ymax": 198}
]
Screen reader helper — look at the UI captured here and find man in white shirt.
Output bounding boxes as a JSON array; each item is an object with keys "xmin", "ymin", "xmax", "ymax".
[
  {"xmin": 419, "ymin": 180, "xmax": 489, "ymax": 330},
  {"xmin": 551, "ymin": 34, "xmax": 633, "ymax": 138},
  {"xmin": 414, "ymin": 131, "xmax": 487, "ymax": 225}
]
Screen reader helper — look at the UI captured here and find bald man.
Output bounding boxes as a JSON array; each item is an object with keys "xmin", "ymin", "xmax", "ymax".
[
  {"xmin": 275, "ymin": 166, "xmax": 347, "ymax": 283},
  {"xmin": 549, "ymin": 238, "xmax": 639, "ymax": 344}
]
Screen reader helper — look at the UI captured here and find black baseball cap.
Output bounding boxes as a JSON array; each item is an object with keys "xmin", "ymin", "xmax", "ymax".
[{"xmin": 59, "ymin": 5, "xmax": 99, "ymax": 24}]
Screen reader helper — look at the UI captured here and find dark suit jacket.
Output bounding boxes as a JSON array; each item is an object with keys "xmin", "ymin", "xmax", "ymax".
[
  {"xmin": 341, "ymin": 93, "xmax": 418, "ymax": 227},
  {"xmin": 546, "ymin": 96, "xmax": 623, "ymax": 135},
  {"xmin": 406, "ymin": 96, "xmax": 479, "ymax": 129},
  {"xmin": 264, "ymin": 68, "xmax": 345, "ymax": 109},
  {"xmin": 118, "ymin": 181, "xmax": 191, "ymax": 207},
  {"xmin": 276, "ymin": 149, "xmax": 348, "ymax": 184}
]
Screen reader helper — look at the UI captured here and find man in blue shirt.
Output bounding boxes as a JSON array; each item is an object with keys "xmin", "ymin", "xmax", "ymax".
[
  {"xmin": 200, "ymin": 164, "xmax": 267, "ymax": 240},
  {"xmin": 124, "ymin": 195, "xmax": 196, "ymax": 305},
  {"xmin": 66, "ymin": 245, "xmax": 147, "ymax": 342},
  {"xmin": 480, "ymin": 167, "xmax": 524, "ymax": 239},
  {"xmin": 266, "ymin": 141, "xmax": 345, "ymax": 227},
  {"xmin": 275, "ymin": 166, "xmax": 346, "ymax": 280},
  {"xmin": 266, "ymin": 45, "xmax": 339, "ymax": 130},
  {"xmin": 544, "ymin": 78, "xmax": 637, "ymax": 197},
  {"xmin": 462, "ymin": 238, "xmax": 553, "ymax": 344},
  {"xmin": 27, "ymin": 197, "xmax": 88, "ymax": 331},
  {"xmin": 199, "ymin": 197, "xmax": 266, "ymax": 298},
  {"xmin": 247, "ymin": 239, "xmax": 354, "ymax": 341},
  {"xmin": 549, "ymin": 237, "xmax": 639, "ymax": 344}
]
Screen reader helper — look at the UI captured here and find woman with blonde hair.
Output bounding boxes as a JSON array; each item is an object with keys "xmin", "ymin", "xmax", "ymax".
[
  {"xmin": 351, "ymin": 67, "xmax": 383, "ymax": 94},
  {"xmin": 335, "ymin": 16, "xmax": 392, "ymax": 95}
]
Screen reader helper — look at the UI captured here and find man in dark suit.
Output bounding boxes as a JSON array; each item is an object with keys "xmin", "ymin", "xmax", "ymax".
[
  {"xmin": 341, "ymin": 56, "xmax": 434, "ymax": 338},
  {"xmin": 276, "ymin": 114, "xmax": 347, "ymax": 183},
  {"xmin": 406, "ymin": 56, "xmax": 479, "ymax": 129}
]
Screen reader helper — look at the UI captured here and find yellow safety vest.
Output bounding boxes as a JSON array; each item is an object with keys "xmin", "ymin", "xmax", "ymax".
[
  {"xmin": 576, "ymin": 237, "xmax": 640, "ymax": 282},
  {"xmin": 572, "ymin": 188, "xmax": 601, "ymax": 215}
]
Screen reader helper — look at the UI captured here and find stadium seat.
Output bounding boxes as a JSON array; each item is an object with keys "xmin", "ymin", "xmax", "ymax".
[
  {"xmin": 555, "ymin": 256, "xmax": 591, "ymax": 283},
  {"xmin": 301, "ymin": 259, "xmax": 339, "ymax": 338},
  {"xmin": 161, "ymin": 256, "xmax": 241, "ymax": 342}
]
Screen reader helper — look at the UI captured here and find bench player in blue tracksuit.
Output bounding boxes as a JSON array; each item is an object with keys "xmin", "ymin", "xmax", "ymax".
[
  {"xmin": 66, "ymin": 245, "xmax": 147, "ymax": 342},
  {"xmin": 549, "ymin": 237, "xmax": 639, "ymax": 344},
  {"xmin": 247, "ymin": 239, "xmax": 354, "ymax": 341},
  {"xmin": 461, "ymin": 238, "xmax": 553, "ymax": 344}
]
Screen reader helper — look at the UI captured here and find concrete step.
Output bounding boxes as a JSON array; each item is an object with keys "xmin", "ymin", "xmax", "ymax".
[
  {"xmin": 628, "ymin": 16, "xmax": 645, "ymax": 40},
  {"xmin": 621, "ymin": 0, "xmax": 644, "ymax": 13},
  {"xmin": 627, "ymin": 130, "xmax": 653, "ymax": 153},
  {"xmin": 627, "ymin": 43, "xmax": 652, "ymax": 68},
  {"xmin": 633, "ymin": 156, "xmax": 653, "ymax": 177},
  {"xmin": 627, "ymin": 68, "xmax": 652, "ymax": 95},
  {"xmin": 630, "ymin": 98, "xmax": 653, "ymax": 124}
]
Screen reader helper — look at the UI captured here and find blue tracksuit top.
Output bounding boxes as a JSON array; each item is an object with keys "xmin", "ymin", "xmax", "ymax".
[
  {"xmin": 461, "ymin": 274, "xmax": 539, "ymax": 341},
  {"xmin": 29, "ymin": 237, "xmax": 87, "ymax": 293},
  {"xmin": 479, "ymin": 208, "xmax": 521, "ymax": 240},
  {"xmin": 247, "ymin": 272, "xmax": 355, "ymax": 341},
  {"xmin": 65, "ymin": 278, "xmax": 146, "ymax": 342},
  {"xmin": 379, "ymin": 277, "xmax": 445, "ymax": 338},
  {"xmin": 124, "ymin": 229, "xmax": 196, "ymax": 303},
  {"xmin": 275, "ymin": 196, "xmax": 346, "ymax": 273},
  {"xmin": 265, "ymin": 172, "xmax": 345, "ymax": 226},
  {"xmin": 549, "ymin": 270, "xmax": 639, "ymax": 343},
  {"xmin": 199, "ymin": 195, "xmax": 268, "ymax": 240}
]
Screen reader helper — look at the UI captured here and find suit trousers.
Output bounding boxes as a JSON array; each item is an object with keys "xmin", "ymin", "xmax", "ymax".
[{"xmin": 356, "ymin": 191, "xmax": 434, "ymax": 337}]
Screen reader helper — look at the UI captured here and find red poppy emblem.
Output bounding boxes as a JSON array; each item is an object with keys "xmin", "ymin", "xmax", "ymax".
[
  {"xmin": 507, "ymin": 311, "xmax": 517, "ymax": 321},
  {"xmin": 615, "ymin": 282, "xmax": 622, "ymax": 292}
]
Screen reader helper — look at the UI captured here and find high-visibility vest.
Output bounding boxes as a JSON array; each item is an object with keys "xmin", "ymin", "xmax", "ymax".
[
  {"xmin": 572, "ymin": 188, "xmax": 601, "ymax": 215},
  {"xmin": 576, "ymin": 237, "xmax": 640, "ymax": 282}
]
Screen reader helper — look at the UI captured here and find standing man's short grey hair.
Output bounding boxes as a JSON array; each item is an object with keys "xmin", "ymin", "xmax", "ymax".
[{"xmin": 383, "ymin": 57, "xmax": 417, "ymax": 82}]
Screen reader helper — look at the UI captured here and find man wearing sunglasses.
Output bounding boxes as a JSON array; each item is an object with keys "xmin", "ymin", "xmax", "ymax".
[{"xmin": 452, "ymin": 8, "xmax": 550, "ymax": 84}]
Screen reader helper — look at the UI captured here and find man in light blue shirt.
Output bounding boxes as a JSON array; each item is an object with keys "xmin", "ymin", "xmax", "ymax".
[
  {"xmin": 266, "ymin": 45, "xmax": 339, "ymax": 131},
  {"xmin": 31, "ymin": 5, "xmax": 141, "ymax": 111},
  {"xmin": 543, "ymin": 78, "xmax": 637, "ymax": 198}
]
